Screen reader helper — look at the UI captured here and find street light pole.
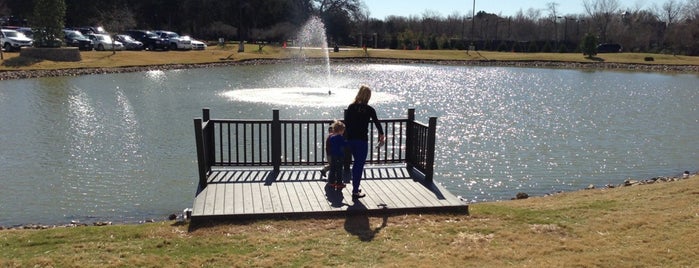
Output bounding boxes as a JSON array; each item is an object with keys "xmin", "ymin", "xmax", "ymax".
[{"xmin": 471, "ymin": 0, "xmax": 476, "ymax": 38}]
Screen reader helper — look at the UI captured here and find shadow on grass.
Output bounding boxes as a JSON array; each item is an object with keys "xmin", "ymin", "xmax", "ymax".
[
  {"xmin": 586, "ymin": 56, "xmax": 605, "ymax": 62},
  {"xmin": 1, "ymin": 56, "xmax": 43, "ymax": 67},
  {"xmin": 344, "ymin": 202, "xmax": 389, "ymax": 242}
]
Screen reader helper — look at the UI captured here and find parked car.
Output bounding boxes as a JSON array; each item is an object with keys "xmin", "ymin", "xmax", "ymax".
[
  {"xmin": 73, "ymin": 26, "xmax": 107, "ymax": 36},
  {"xmin": 154, "ymin": 30, "xmax": 192, "ymax": 50},
  {"xmin": 88, "ymin": 33, "xmax": 124, "ymax": 51},
  {"xmin": 23, "ymin": 28, "xmax": 63, "ymax": 48},
  {"xmin": 1, "ymin": 28, "xmax": 33, "ymax": 52},
  {"xmin": 191, "ymin": 38, "xmax": 207, "ymax": 50},
  {"xmin": 15, "ymin": 27, "xmax": 34, "ymax": 39},
  {"xmin": 597, "ymin": 43, "xmax": 622, "ymax": 53},
  {"xmin": 63, "ymin": 29, "xmax": 93, "ymax": 51},
  {"xmin": 114, "ymin": 34, "xmax": 143, "ymax": 50},
  {"xmin": 125, "ymin": 30, "xmax": 168, "ymax": 51}
]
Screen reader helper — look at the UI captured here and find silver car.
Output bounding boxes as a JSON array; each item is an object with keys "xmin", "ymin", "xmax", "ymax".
[{"xmin": 88, "ymin": 34, "xmax": 124, "ymax": 51}]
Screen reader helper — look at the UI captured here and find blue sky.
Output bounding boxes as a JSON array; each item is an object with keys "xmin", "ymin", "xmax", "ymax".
[{"xmin": 364, "ymin": 0, "xmax": 663, "ymax": 19}]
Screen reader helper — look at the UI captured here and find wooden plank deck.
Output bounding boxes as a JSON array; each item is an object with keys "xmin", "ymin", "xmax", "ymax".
[{"xmin": 191, "ymin": 164, "xmax": 468, "ymax": 223}]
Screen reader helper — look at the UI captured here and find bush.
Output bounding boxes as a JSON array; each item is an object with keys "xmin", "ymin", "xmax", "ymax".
[
  {"xmin": 542, "ymin": 41, "xmax": 552, "ymax": 52},
  {"xmin": 497, "ymin": 41, "xmax": 509, "ymax": 52},
  {"xmin": 528, "ymin": 42, "xmax": 539, "ymax": 52},
  {"xmin": 644, "ymin": 57, "xmax": 654, "ymax": 61},
  {"xmin": 558, "ymin": 44, "xmax": 568, "ymax": 53}
]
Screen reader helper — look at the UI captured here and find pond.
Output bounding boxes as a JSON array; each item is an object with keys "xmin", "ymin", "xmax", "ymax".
[{"xmin": 0, "ymin": 63, "xmax": 696, "ymax": 226}]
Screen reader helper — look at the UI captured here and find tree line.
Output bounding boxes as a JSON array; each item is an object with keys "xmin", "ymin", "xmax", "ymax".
[{"xmin": 2, "ymin": 0, "xmax": 698, "ymax": 55}]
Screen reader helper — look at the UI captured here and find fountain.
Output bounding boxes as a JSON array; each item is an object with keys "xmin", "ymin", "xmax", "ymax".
[
  {"xmin": 220, "ymin": 16, "xmax": 399, "ymax": 107},
  {"xmin": 296, "ymin": 16, "xmax": 331, "ymax": 79}
]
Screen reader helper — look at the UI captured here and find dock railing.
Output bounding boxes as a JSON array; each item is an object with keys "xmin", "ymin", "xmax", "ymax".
[{"xmin": 194, "ymin": 108, "xmax": 437, "ymax": 190}]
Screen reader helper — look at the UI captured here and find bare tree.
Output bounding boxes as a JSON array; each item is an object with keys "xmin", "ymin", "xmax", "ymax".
[
  {"xmin": 655, "ymin": 0, "xmax": 685, "ymax": 25},
  {"xmin": 583, "ymin": 0, "xmax": 621, "ymax": 43},
  {"xmin": 655, "ymin": 0, "xmax": 688, "ymax": 53},
  {"xmin": 547, "ymin": 2, "xmax": 560, "ymax": 41},
  {"xmin": 98, "ymin": 5, "xmax": 137, "ymax": 34},
  {"xmin": 0, "ymin": 0, "xmax": 9, "ymax": 18},
  {"xmin": 686, "ymin": 0, "xmax": 699, "ymax": 20}
]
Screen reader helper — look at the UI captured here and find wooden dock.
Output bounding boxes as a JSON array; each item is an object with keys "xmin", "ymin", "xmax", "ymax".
[
  {"xmin": 191, "ymin": 164, "xmax": 467, "ymax": 222},
  {"xmin": 191, "ymin": 108, "xmax": 468, "ymax": 225}
]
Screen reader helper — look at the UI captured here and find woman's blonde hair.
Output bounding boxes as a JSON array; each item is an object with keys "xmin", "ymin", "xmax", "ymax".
[{"xmin": 353, "ymin": 85, "xmax": 372, "ymax": 104}]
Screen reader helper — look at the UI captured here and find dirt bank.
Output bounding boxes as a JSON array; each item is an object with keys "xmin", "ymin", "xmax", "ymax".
[{"xmin": 1, "ymin": 58, "xmax": 697, "ymax": 80}]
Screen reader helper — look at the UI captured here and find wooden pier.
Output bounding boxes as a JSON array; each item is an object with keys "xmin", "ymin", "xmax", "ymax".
[{"xmin": 191, "ymin": 108, "xmax": 468, "ymax": 224}]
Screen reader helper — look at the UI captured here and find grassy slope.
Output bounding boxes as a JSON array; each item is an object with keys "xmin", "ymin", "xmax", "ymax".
[{"xmin": 1, "ymin": 175, "xmax": 697, "ymax": 267}]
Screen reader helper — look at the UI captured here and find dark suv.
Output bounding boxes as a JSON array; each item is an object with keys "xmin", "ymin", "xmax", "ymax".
[
  {"xmin": 125, "ymin": 30, "xmax": 169, "ymax": 51},
  {"xmin": 63, "ymin": 29, "xmax": 93, "ymax": 51},
  {"xmin": 597, "ymin": 43, "xmax": 622, "ymax": 53}
]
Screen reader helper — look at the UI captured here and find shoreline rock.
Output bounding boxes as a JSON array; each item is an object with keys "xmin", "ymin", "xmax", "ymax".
[
  {"xmin": 524, "ymin": 170, "xmax": 697, "ymax": 200},
  {"xmin": 1, "ymin": 57, "xmax": 697, "ymax": 81}
]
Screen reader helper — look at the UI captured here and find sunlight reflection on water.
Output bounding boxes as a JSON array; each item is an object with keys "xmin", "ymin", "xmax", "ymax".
[
  {"xmin": 0, "ymin": 63, "xmax": 696, "ymax": 226},
  {"xmin": 220, "ymin": 87, "xmax": 400, "ymax": 107}
]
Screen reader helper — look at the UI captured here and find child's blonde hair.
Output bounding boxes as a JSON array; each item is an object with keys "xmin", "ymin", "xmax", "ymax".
[{"xmin": 331, "ymin": 120, "xmax": 345, "ymax": 132}]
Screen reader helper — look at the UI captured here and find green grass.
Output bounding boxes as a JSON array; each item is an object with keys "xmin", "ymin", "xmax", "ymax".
[{"xmin": 1, "ymin": 175, "xmax": 697, "ymax": 267}]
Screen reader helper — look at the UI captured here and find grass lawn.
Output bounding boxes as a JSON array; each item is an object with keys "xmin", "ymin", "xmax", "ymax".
[
  {"xmin": 1, "ymin": 174, "xmax": 697, "ymax": 267},
  {"xmin": 2, "ymin": 44, "xmax": 698, "ymax": 72}
]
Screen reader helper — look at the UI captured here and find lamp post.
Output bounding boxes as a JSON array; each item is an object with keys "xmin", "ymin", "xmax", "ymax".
[
  {"xmin": 471, "ymin": 0, "xmax": 476, "ymax": 39},
  {"xmin": 373, "ymin": 32, "xmax": 377, "ymax": 48}
]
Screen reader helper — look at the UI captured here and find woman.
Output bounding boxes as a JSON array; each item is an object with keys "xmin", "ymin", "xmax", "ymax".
[{"xmin": 344, "ymin": 85, "xmax": 385, "ymax": 199}]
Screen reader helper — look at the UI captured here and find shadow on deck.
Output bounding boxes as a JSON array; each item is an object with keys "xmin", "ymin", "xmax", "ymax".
[{"xmin": 190, "ymin": 164, "xmax": 468, "ymax": 228}]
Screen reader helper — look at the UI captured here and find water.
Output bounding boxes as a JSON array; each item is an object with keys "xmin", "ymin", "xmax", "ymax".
[{"xmin": 0, "ymin": 64, "xmax": 697, "ymax": 226}]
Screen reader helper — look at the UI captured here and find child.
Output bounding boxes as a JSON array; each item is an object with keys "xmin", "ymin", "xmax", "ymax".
[
  {"xmin": 320, "ymin": 125, "xmax": 333, "ymax": 178},
  {"xmin": 327, "ymin": 120, "xmax": 348, "ymax": 190}
]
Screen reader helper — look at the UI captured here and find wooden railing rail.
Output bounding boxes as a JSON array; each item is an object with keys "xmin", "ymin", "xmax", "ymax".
[{"xmin": 194, "ymin": 108, "xmax": 437, "ymax": 190}]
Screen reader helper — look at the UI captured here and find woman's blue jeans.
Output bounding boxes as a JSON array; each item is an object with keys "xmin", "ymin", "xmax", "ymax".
[{"xmin": 348, "ymin": 139, "xmax": 368, "ymax": 194}]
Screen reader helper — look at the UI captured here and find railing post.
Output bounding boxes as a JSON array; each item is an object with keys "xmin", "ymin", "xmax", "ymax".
[
  {"xmin": 405, "ymin": 109, "xmax": 415, "ymax": 169},
  {"xmin": 271, "ymin": 109, "xmax": 281, "ymax": 173},
  {"xmin": 425, "ymin": 117, "xmax": 437, "ymax": 183},
  {"xmin": 202, "ymin": 108, "xmax": 215, "ymax": 169},
  {"xmin": 194, "ymin": 118, "xmax": 208, "ymax": 191},
  {"xmin": 203, "ymin": 108, "xmax": 210, "ymax": 122}
]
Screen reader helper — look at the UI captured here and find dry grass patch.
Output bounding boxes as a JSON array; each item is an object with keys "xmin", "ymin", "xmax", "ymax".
[
  {"xmin": 2, "ymin": 46, "xmax": 698, "ymax": 72},
  {"xmin": 2, "ymin": 175, "xmax": 697, "ymax": 267}
]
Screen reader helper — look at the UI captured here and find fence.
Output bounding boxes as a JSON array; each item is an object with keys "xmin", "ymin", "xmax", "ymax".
[{"xmin": 194, "ymin": 108, "xmax": 436, "ymax": 189}]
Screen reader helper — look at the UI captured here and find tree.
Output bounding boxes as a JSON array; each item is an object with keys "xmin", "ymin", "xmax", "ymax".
[
  {"xmin": 655, "ymin": 0, "xmax": 684, "ymax": 26},
  {"xmin": 32, "ymin": 0, "xmax": 66, "ymax": 48},
  {"xmin": 581, "ymin": 33, "xmax": 598, "ymax": 57},
  {"xmin": 97, "ymin": 5, "xmax": 137, "ymax": 34},
  {"xmin": 583, "ymin": 0, "xmax": 620, "ymax": 43}
]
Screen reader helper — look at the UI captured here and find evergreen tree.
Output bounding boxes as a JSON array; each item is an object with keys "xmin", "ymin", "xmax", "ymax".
[
  {"xmin": 581, "ymin": 33, "xmax": 598, "ymax": 57},
  {"xmin": 32, "ymin": 0, "xmax": 66, "ymax": 48}
]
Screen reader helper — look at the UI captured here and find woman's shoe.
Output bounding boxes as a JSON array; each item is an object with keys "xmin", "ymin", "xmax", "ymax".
[{"xmin": 352, "ymin": 192, "xmax": 366, "ymax": 199}]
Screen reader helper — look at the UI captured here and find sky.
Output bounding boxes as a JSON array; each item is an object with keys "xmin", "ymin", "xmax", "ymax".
[{"xmin": 364, "ymin": 0, "xmax": 664, "ymax": 19}]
